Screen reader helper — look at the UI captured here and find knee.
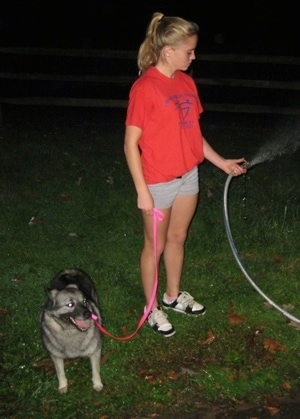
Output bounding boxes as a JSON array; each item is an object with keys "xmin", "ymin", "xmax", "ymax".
[
  {"xmin": 143, "ymin": 239, "xmax": 165, "ymax": 258},
  {"xmin": 167, "ymin": 231, "xmax": 187, "ymax": 246}
]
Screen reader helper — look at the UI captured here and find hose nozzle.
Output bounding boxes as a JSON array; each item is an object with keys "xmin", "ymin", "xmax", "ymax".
[{"xmin": 242, "ymin": 160, "xmax": 251, "ymax": 169}]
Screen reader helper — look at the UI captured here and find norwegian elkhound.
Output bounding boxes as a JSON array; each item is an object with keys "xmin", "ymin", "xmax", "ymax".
[{"xmin": 40, "ymin": 268, "xmax": 103, "ymax": 393}]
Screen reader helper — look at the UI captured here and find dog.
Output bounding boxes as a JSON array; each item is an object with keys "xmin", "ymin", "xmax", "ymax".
[{"xmin": 40, "ymin": 268, "xmax": 103, "ymax": 393}]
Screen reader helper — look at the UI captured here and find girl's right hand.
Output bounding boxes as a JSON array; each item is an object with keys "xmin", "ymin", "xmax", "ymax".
[{"xmin": 137, "ymin": 190, "xmax": 154, "ymax": 214}]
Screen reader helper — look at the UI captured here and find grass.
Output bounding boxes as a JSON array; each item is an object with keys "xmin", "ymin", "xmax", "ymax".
[{"xmin": 0, "ymin": 107, "xmax": 299, "ymax": 418}]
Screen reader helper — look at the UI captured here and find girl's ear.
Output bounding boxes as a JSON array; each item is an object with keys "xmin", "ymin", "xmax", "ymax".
[{"xmin": 164, "ymin": 46, "xmax": 173, "ymax": 57}]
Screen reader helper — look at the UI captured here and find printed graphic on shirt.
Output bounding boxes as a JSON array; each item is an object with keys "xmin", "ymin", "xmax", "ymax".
[
  {"xmin": 175, "ymin": 99, "xmax": 192, "ymax": 119},
  {"xmin": 164, "ymin": 92, "xmax": 198, "ymax": 129}
]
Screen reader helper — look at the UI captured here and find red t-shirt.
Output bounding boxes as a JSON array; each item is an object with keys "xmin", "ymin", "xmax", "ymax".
[{"xmin": 125, "ymin": 66, "xmax": 204, "ymax": 184}]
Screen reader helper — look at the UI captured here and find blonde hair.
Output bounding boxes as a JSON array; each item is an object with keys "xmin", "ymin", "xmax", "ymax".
[{"xmin": 137, "ymin": 12, "xmax": 199, "ymax": 74}]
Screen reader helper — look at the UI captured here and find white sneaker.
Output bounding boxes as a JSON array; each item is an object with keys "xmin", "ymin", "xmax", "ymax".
[
  {"xmin": 162, "ymin": 291, "xmax": 206, "ymax": 315},
  {"xmin": 146, "ymin": 307, "xmax": 176, "ymax": 337}
]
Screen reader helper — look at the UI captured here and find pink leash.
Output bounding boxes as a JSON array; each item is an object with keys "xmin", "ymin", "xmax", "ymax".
[{"xmin": 92, "ymin": 208, "xmax": 164, "ymax": 341}]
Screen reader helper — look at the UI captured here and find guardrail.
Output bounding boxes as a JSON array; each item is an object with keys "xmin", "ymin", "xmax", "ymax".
[{"xmin": 0, "ymin": 46, "xmax": 300, "ymax": 127}]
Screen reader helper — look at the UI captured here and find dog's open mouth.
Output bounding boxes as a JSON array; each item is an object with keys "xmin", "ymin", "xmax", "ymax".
[{"xmin": 69, "ymin": 317, "xmax": 91, "ymax": 332}]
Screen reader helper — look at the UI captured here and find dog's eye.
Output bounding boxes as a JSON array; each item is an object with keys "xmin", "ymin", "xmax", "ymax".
[
  {"xmin": 66, "ymin": 302, "xmax": 74, "ymax": 308},
  {"xmin": 82, "ymin": 299, "xmax": 87, "ymax": 305}
]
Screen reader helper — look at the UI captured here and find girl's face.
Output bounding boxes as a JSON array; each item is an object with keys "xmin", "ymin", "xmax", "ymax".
[{"xmin": 167, "ymin": 35, "xmax": 198, "ymax": 72}]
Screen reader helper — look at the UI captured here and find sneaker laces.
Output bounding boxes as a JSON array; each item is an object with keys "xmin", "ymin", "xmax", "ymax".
[
  {"xmin": 177, "ymin": 291, "xmax": 196, "ymax": 309},
  {"xmin": 152, "ymin": 308, "xmax": 169, "ymax": 324}
]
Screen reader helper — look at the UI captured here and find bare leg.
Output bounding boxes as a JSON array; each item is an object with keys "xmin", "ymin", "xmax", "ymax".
[
  {"xmin": 163, "ymin": 194, "xmax": 198, "ymax": 298},
  {"xmin": 140, "ymin": 208, "xmax": 171, "ymax": 308}
]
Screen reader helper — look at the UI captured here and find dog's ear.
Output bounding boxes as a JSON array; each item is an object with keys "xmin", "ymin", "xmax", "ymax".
[
  {"xmin": 45, "ymin": 287, "xmax": 59, "ymax": 301},
  {"xmin": 43, "ymin": 287, "xmax": 58, "ymax": 310}
]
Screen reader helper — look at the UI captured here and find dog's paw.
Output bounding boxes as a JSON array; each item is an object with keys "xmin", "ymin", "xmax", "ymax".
[
  {"xmin": 58, "ymin": 386, "xmax": 68, "ymax": 394},
  {"xmin": 93, "ymin": 381, "xmax": 103, "ymax": 392}
]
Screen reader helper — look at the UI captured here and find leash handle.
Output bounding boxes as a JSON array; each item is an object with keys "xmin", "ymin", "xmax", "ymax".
[{"xmin": 92, "ymin": 208, "xmax": 164, "ymax": 341}]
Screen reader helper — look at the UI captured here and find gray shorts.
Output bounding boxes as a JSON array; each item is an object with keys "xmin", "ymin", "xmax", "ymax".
[{"xmin": 148, "ymin": 166, "xmax": 199, "ymax": 209}]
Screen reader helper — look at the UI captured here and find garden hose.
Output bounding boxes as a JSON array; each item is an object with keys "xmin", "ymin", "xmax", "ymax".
[{"xmin": 223, "ymin": 166, "xmax": 300, "ymax": 324}]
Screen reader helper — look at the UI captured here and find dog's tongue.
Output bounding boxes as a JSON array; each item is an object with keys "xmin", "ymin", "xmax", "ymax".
[{"xmin": 75, "ymin": 319, "xmax": 91, "ymax": 330}]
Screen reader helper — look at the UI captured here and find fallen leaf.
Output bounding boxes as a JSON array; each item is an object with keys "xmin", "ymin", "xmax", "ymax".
[
  {"xmin": 287, "ymin": 320, "xmax": 300, "ymax": 331},
  {"xmin": 243, "ymin": 252, "xmax": 255, "ymax": 259},
  {"xmin": 273, "ymin": 256, "xmax": 285, "ymax": 264},
  {"xmin": 41, "ymin": 403, "xmax": 51, "ymax": 415},
  {"xmin": 263, "ymin": 338, "xmax": 286, "ymax": 354},
  {"xmin": 100, "ymin": 349, "xmax": 115, "ymax": 365},
  {"xmin": 33, "ymin": 359, "xmax": 52, "ymax": 368},
  {"xmin": 265, "ymin": 406, "xmax": 280, "ymax": 415},
  {"xmin": 201, "ymin": 329, "xmax": 216, "ymax": 344},
  {"xmin": 28, "ymin": 216, "xmax": 43, "ymax": 226},
  {"xmin": 181, "ymin": 367, "xmax": 198, "ymax": 377},
  {"xmin": 33, "ymin": 359, "xmax": 56, "ymax": 374},
  {"xmin": 60, "ymin": 193, "xmax": 71, "ymax": 201},
  {"xmin": 194, "ymin": 402, "xmax": 206, "ymax": 409},
  {"xmin": 226, "ymin": 311, "xmax": 246, "ymax": 324},
  {"xmin": 282, "ymin": 303, "xmax": 295, "ymax": 312},
  {"xmin": 0, "ymin": 307, "xmax": 10, "ymax": 315},
  {"xmin": 264, "ymin": 395, "xmax": 279, "ymax": 407},
  {"xmin": 263, "ymin": 301, "xmax": 273, "ymax": 309},
  {"xmin": 137, "ymin": 369, "xmax": 147, "ymax": 376},
  {"xmin": 167, "ymin": 370, "xmax": 179, "ymax": 380},
  {"xmin": 34, "ymin": 358, "xmax": 73, "ymax": 373},
  {"xmin": 281, "ymin": 381, "xmax": 291, "ymax": 390}
]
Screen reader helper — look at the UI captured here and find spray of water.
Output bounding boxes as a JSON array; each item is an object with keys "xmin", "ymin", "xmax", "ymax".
[{"xmin": 249, "ymin": 135, "xmax": 300, "ymax": 168}]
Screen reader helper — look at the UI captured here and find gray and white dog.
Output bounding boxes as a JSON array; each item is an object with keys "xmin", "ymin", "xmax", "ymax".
[{"xmin": 40, "ymin": 268, "xmax": 103, "ymax": 393}]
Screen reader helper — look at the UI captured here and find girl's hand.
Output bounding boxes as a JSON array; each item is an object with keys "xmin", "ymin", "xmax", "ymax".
[
  {"xmin": 223, "ymin": 158, "xmax": 247, "ymax": 176},
  {"xmin": 137, "ymin": 190, "xmax": 154, "ymax": 215}
]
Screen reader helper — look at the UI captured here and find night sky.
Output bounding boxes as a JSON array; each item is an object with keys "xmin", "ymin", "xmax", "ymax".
[{"xmin": 0, "ymin": 0, "xmax": 298, "ymax": 55}]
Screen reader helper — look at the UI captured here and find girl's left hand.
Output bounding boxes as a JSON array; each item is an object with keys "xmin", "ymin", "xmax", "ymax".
[{"xmin": 224, "ymin": 158, "xmax": 247, "ymax": 176}]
